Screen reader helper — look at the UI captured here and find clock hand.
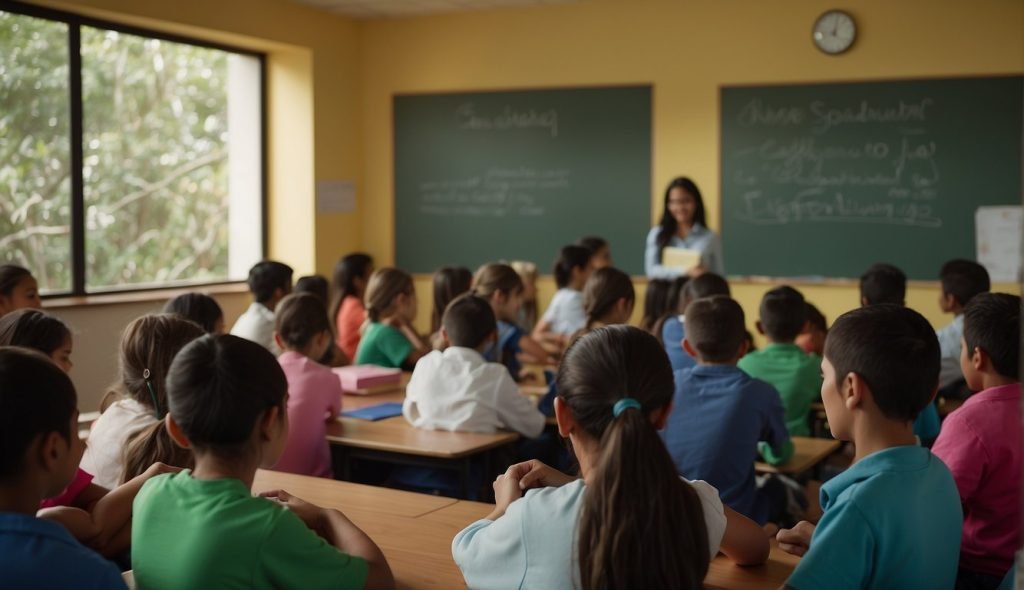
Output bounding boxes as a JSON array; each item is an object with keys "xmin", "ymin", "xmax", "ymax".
[{"xmin": 832, "ymin": 14, "xmax": 839, "ymax": 36}]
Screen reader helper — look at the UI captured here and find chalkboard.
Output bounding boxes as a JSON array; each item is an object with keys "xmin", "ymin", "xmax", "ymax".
[
  {"xmin": 394, "ymin": 86, "xmax": 651, "ymax": 275},
  {"xmin": 721, "ymin": 76, "xmax": 1023, "ymax": 280}
]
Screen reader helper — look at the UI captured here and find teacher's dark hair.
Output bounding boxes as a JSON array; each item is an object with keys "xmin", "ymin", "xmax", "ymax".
[{"xmin": 656, "ymin": 177, "xmax": 707, "ymax": 259}]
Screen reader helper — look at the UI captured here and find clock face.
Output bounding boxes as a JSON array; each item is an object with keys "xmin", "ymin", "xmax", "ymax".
[{"xmin": 813, "ymin": 10, "xmax": 856, "ymax": 55}]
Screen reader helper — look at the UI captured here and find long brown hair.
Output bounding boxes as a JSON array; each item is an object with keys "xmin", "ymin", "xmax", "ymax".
[
  {"xmin": 118, "ymin": 314, "xmax": 204, "ymax": 482},
  {"xmin": 430, "ymin": 267, "xmax": 472, "ymax": 334},
  {"xmin": 363, "ymin": 268, "xmax": 414, "ymax": 323},
  {"xmin": 508, "ymin": 261, "xmax": 537, "ymax": 330},
  {"xmin": 558, "ymin": 326, "xmax": 709, "ymax": 590},
  {"xmin": 582, "ymin": 268, "xmax": 635, "ymax": 330}
]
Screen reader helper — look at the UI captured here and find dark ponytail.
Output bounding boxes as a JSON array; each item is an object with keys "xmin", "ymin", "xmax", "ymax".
[
  {"xmin": 329, "ymin": 253, "xmax": 373, "ymax": 324},
  {"xmin": 553, "ymin": 245, "xmax": 592, "ymax": 289},
  {"xmin": 558, "ymin": 326, "xmax": 709, "ymax": 590},
  {"xmin": 582, "ymin": 268, "xmax": 635, "ymax": 329}
]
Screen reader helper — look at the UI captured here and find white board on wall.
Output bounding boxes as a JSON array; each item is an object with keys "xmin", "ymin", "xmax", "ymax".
[{"xmin": 976, "ymin": 206, "xmax": 1022, "ymax": 283}]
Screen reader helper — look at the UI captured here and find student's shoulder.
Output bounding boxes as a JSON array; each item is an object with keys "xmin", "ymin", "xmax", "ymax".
[{"xmin": 520, "ymin": 480, "xmax": 587, "ymax": 518}]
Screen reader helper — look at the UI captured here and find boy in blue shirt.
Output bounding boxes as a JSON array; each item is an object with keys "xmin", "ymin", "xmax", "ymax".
[
  {"xmin": 661, "ymin": 296, "xmax": 793, "ymax": 526},
  {"xmin": 0, "ymin": 347, "xmax": 125, "ymax": 589},
  {"xmin": 777, "ymin": 305, "xmax": 963, "ymax": 590}
]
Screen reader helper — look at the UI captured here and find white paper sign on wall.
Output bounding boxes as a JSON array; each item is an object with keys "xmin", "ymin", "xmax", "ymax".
[
  {"xmin": 976, "ymin": 206, "xmax": 1022, "ymax": 283},
  {"xmin": 317, "ymin": 180, "xmax": 356, "ymax": 214}
]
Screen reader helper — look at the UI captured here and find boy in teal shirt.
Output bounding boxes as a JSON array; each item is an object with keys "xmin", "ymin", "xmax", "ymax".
[
  {"xmin": 738, "ymin": 286, "xmax": 821, "ymax": 436},
  {"xmin": 777, "ymin": 305, "xmax": 962, "ymax": 589}
]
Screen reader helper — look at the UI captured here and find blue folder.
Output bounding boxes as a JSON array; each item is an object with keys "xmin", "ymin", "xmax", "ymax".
[{"xmin": 341, "ymin": 402, "xmax": 404, "ymax": 421}]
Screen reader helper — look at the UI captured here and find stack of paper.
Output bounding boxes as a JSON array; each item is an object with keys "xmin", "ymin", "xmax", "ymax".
[
  {"xmin": 662, "ymin": 247, "xmax": 701, "ymax": 271},
  {"xmin": 332, "ymin": 366, "xmax": 403, "ymax": 395}
]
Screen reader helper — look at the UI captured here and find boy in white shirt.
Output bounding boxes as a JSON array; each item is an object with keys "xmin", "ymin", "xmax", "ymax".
[
  {"xmin": 230, "ymin": 260, "xmax": 293, "ymax": 355},
  {"xmin": 404, "ymin": 294, "xmax": 544, "ymax": 438}
]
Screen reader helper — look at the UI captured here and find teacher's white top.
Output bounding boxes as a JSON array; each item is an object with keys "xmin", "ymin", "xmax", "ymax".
[{"xmin": 644, "ymin": 223, "xmax": 724, "ymax": 278}]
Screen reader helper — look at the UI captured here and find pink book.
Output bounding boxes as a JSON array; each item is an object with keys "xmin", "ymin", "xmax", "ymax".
[{"xmin": 332, "ymin": 365, "xmax": 402, "ymax": 394}]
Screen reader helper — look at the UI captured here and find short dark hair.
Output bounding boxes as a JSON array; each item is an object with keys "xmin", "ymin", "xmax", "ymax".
[
  {"xmin": 860, "ymin": 263, "xmax": 906, "ymax": 306},
  {"xmin": 825, "ymin": 305, "xmax": 939, "ymax": 422},
  {"xmin": 963, "ymin": 293, "xmax": 1020, "ymax": 379},
  {"xmin": 0, "ymin": 347, "xmax": 77, "ymax": 482},
  {"xmin": 684, "ymin": 296, "xmax": 746, "ymax": 363},
  {"xmin": 0, "ymin": 309, "xmax": 71, "ymax": 355},
  {"xmin": 162, "ymin": 293, "xmax": 224, "ymax": 334},
  {"xmin": 294, "ymin": 275, "xmax": 330, "ymax": 304},
  {"xmin": 553, "ymin": 245, "xmax": 592, "ymax": 289},
  {"xmin": 759, "ymin": 286, "xmax": 807, "ymax": 342},
  {"xmin": 0, "ymin": 265, "xmax": 32, "ymax": 298},
  {"xmin": 577, "ymin": 236, "xmax": 608, "ymax": 254},
  {"xmin": 805, "ymin": 302, "xmax": 827, "ymax": 332},
  {"xmin": 940, "ymin": 260, "xmax": 990, "ymax": 308},
  {"xmin": 443, "ymin": 294, "xmax": 497, "ymax": 349},
  {"xmin": 274, "ymin": 293, "xmax": 331, "ymax": 350},
  {"xmin": 680, "ymin": 273, "xmax": 730, "ymax": 310},
  {"xmin": 166, "ymin": 335, "xmax": 288, "ymax": 458},
  {"xmin": 247, "ymin": 261, "xmax": 293, "ymax": 303}
]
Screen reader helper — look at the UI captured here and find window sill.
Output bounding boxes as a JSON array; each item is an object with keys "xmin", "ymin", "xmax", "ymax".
[{"xmin": 43, "ymin": 282, "xmax": 250, "ymax": 310}]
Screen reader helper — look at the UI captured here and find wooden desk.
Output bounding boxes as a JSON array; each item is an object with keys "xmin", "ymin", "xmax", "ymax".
[
  {"xmin": 327, "ymin": 417, "xmax": 520, "ymax": 498},
  {"xmin": 252, "ymin": 470, "xmax": 795, "ymax": 590},
  {"xmin": 419, "ymin": 491, "xmax": 797, "ymax": 590},
  {"xmin": 756, "ymin": 436, "xmax": 841, "ymax": 475},
  {"xmin": 343, "ymin": 390, "xmax": 406, "ymax": 412}
]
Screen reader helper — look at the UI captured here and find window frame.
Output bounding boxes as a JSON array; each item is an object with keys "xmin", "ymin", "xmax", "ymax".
[{"xmin": 1, "ymin": 0, "xmax": 267, "ymax": 297}]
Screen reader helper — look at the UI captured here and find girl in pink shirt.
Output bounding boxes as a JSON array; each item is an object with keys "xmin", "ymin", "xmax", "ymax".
[
  {"xmin": 273, "ymin": 293, "xmax": 342, "ymax": 478},
  {"xmin": 330, "ymin": 253, "xmax": 374, "ymax": 361}
]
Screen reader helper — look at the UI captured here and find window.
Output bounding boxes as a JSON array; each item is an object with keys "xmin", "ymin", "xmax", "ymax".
[{"xmin": 0, "ymin": 3, "xmax": 264, "ymax": 295}]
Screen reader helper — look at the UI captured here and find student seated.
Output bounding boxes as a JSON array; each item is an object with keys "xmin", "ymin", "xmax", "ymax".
[
  {"xmin": 777, "ymin": 305, "xmax": 962, "ymax": 589},
  {"xmin": 82, "ymin": 314, "xmax": 203, "ymax": 489},
  {"xmin": 661, "ymin": 296, "xmax": 793, "ymax": 526},
  {"xmin": 531, "ymin": 245, "xmax": 593, "ymax": 347},
  {"xmin": 661, "ymin": 272, "xmax": 729, "ymax": 373},
  {"xmin": 932, "ymin": 293, "xmax": 1020, "ymax": 590},
  {"xmin": 272, "ymin": 294, "xmax": 343, "ymax": 479},
  {"xmin": 0, "ymin": 310, "xmax": 174, "ymax": 557},
  {"xmin": 0, "ymin": 264, "xmax": 42, "ymax": 317},
  {"xmin": 858, "ymin": 263, "xmax": 941, "ymax": 443},
  {"xmin": 576, "ymin": 235, "xmax": 613, "ymax": 269},
  {"xmin": 508, "ymin": 260, "xmax": 539, "ymax": 332},
  {"xmin": 639, "ymin": 278, "xmax": 671, "ymax": 333},
  {"xmin": 738, "ymin": 286, "xmax": 821, "ymax": 437},
  {"xmin": 935, "ymin": 260, "xmax": 991, "ymax": 391},
  {"xmin": 163, "ymin": 293, "xmax": 225, "ymax": 335},
  {"xmin": 796, "ymin": 302, "xmax": 827, "ymax": 357},
  {"xmin": 354, "ymin": 268, "xmax": 429, "ymax": 370},
  {"xmin": 294, "ymin": 274, "xmax": 348, "ymax": 367},
  {"xmin": 331, "ymin": 253, "xmax": 375, "ymax": 361},
  {"xmin": 231, "ymin": 260, "xmax": 293, "ymax": 355},
  {"xmin": 404, "ymin": 294, "xmax": 544, "ymax": 437},
  {"xmin": 428, "ymin": 266, "xmax": 472, "ymax": 350},
  {"xmin": 0, "ymin": 347, "xmax": 126, "ymax": 589},
  {"xmin": 473, "ymin": 263, "xmax": 553, "ymax": 380},
  {"xmin": 131, "ymin": 335, "xmax": 394, "ymax": 590},
  {"xmin": 453, "ymin": 326, "xmax": 768, "ymax": 590},
  {"xmin": 859, "ymin": 262, "xmax": 906, "ymax": 306}
]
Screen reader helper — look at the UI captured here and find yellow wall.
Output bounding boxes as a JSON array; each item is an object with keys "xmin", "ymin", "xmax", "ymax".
[{"xmin": 361, "ymin": 0, "xmax": 1024, "ymax": 333}]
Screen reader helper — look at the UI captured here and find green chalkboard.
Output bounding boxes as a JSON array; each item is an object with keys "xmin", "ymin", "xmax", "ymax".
[
  {"xmin": 394, "ymin": 86, "xmax": 651, "ymax": 275},
  {"xmin": 721, "ymin": 76, "xmax": 1023, "ymax": 280}
]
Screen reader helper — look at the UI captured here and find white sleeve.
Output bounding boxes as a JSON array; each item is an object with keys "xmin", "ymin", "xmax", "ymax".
[
  {"xmin": 685, "ymin": 478, "xmax": 727, "ymax": 559},
  {"xmin": 493, "ymin": 369, "xmax": 545, "ymax": 438}
]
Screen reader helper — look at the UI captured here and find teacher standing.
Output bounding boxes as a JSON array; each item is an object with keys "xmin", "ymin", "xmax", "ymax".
[{"xmin": 644, "ymin": 176, "xmax": 724, "ymax": 278}]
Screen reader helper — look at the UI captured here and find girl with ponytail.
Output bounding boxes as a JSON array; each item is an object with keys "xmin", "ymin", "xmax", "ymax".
[
  {"xmin": 354, "ymin": 268, "xmax": 429, "ymax": 370},
  {"xmin": 453, "ymin": 326, "xmax": 768, "ymax": 589}
]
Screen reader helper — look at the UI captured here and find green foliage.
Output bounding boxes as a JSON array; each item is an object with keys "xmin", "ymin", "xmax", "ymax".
[{"xmin": 1, "ymin": 11, "xmax": 237, "ymax": 292}]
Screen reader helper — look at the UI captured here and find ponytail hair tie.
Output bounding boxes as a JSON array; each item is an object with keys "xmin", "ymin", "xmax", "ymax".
[
  {"xmin": 612, "ymin": 397, "xmax": 642, "ymax": 418},
  {"xmin": 143, "ymin": 368, "xmax": 161, "ymax": 420}
]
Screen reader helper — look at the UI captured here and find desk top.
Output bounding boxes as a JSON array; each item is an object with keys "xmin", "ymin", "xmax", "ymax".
[
  {"xmin": 326, "ymin": 417, "xmax": 520, "ymax": 459},
  {"xmin": 756, "ymin": 436, "xmax": 841, "ymax": 475},
  {"xmin": 252, "ymin": 470, "xmax": 796, "ymax": 590}
]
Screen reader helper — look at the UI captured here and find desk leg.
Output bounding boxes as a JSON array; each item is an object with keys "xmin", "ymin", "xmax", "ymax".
[{"xmin": 460, "ymin": 459, "xmax": 471, "ymax": 500}]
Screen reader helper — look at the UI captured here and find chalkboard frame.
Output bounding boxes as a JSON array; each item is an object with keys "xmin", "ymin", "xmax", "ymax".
[
  {"xmin": 717, "ymin": 73, "xmax": 1024, "ymax": 284},
  {"xmin": 391, "ymin": 83, "xmax": 655, "ymax": 277}
]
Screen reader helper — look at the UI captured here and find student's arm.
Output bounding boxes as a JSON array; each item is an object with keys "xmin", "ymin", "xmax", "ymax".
[
  {"xmin": 396, "ymin": 320, "xmax": 429, "ymax": 365},
  {"xmin": 515, "ymin": 333, "xmax": 555, "ymax": 365},
  {"xmin": 451, "ymin": 471, "xmax": 530, "ymax": 589},
  {"xmin": 719, "ymin": 505, "xmax": 770, "ymax": 566},
  {"xmin": 86, "ymin": 462, "xmax": 180, "ymax": 555},
  {"xmin": 780, "ymin": 505, "xmax": 873, "ymax": 589},
  {"xmin": 493, "ymin": 371, "xmax": 545, "ymax": 438},
  {"xmin": 261, "ymin": 489, "xmax": 395, "ymax": 590},
  {"xmin": 37, "ymin": 506, "xmax": 100, "ymax": 543}
]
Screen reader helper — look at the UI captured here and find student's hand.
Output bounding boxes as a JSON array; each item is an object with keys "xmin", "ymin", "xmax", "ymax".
[
  {"xmin": 507, "ymin": 460, "xmax": 576, "ymax": 490},
  {"xmin": 776, "ymin": 520, "xmax": 816, "ymax": 556},
  {"xmin": 259, "ymin": 489, "xmax": 330, "ymax": 536},
  {"xmin": 491, "ymin": 468, "xmax": 524, "ymax": 518}
]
